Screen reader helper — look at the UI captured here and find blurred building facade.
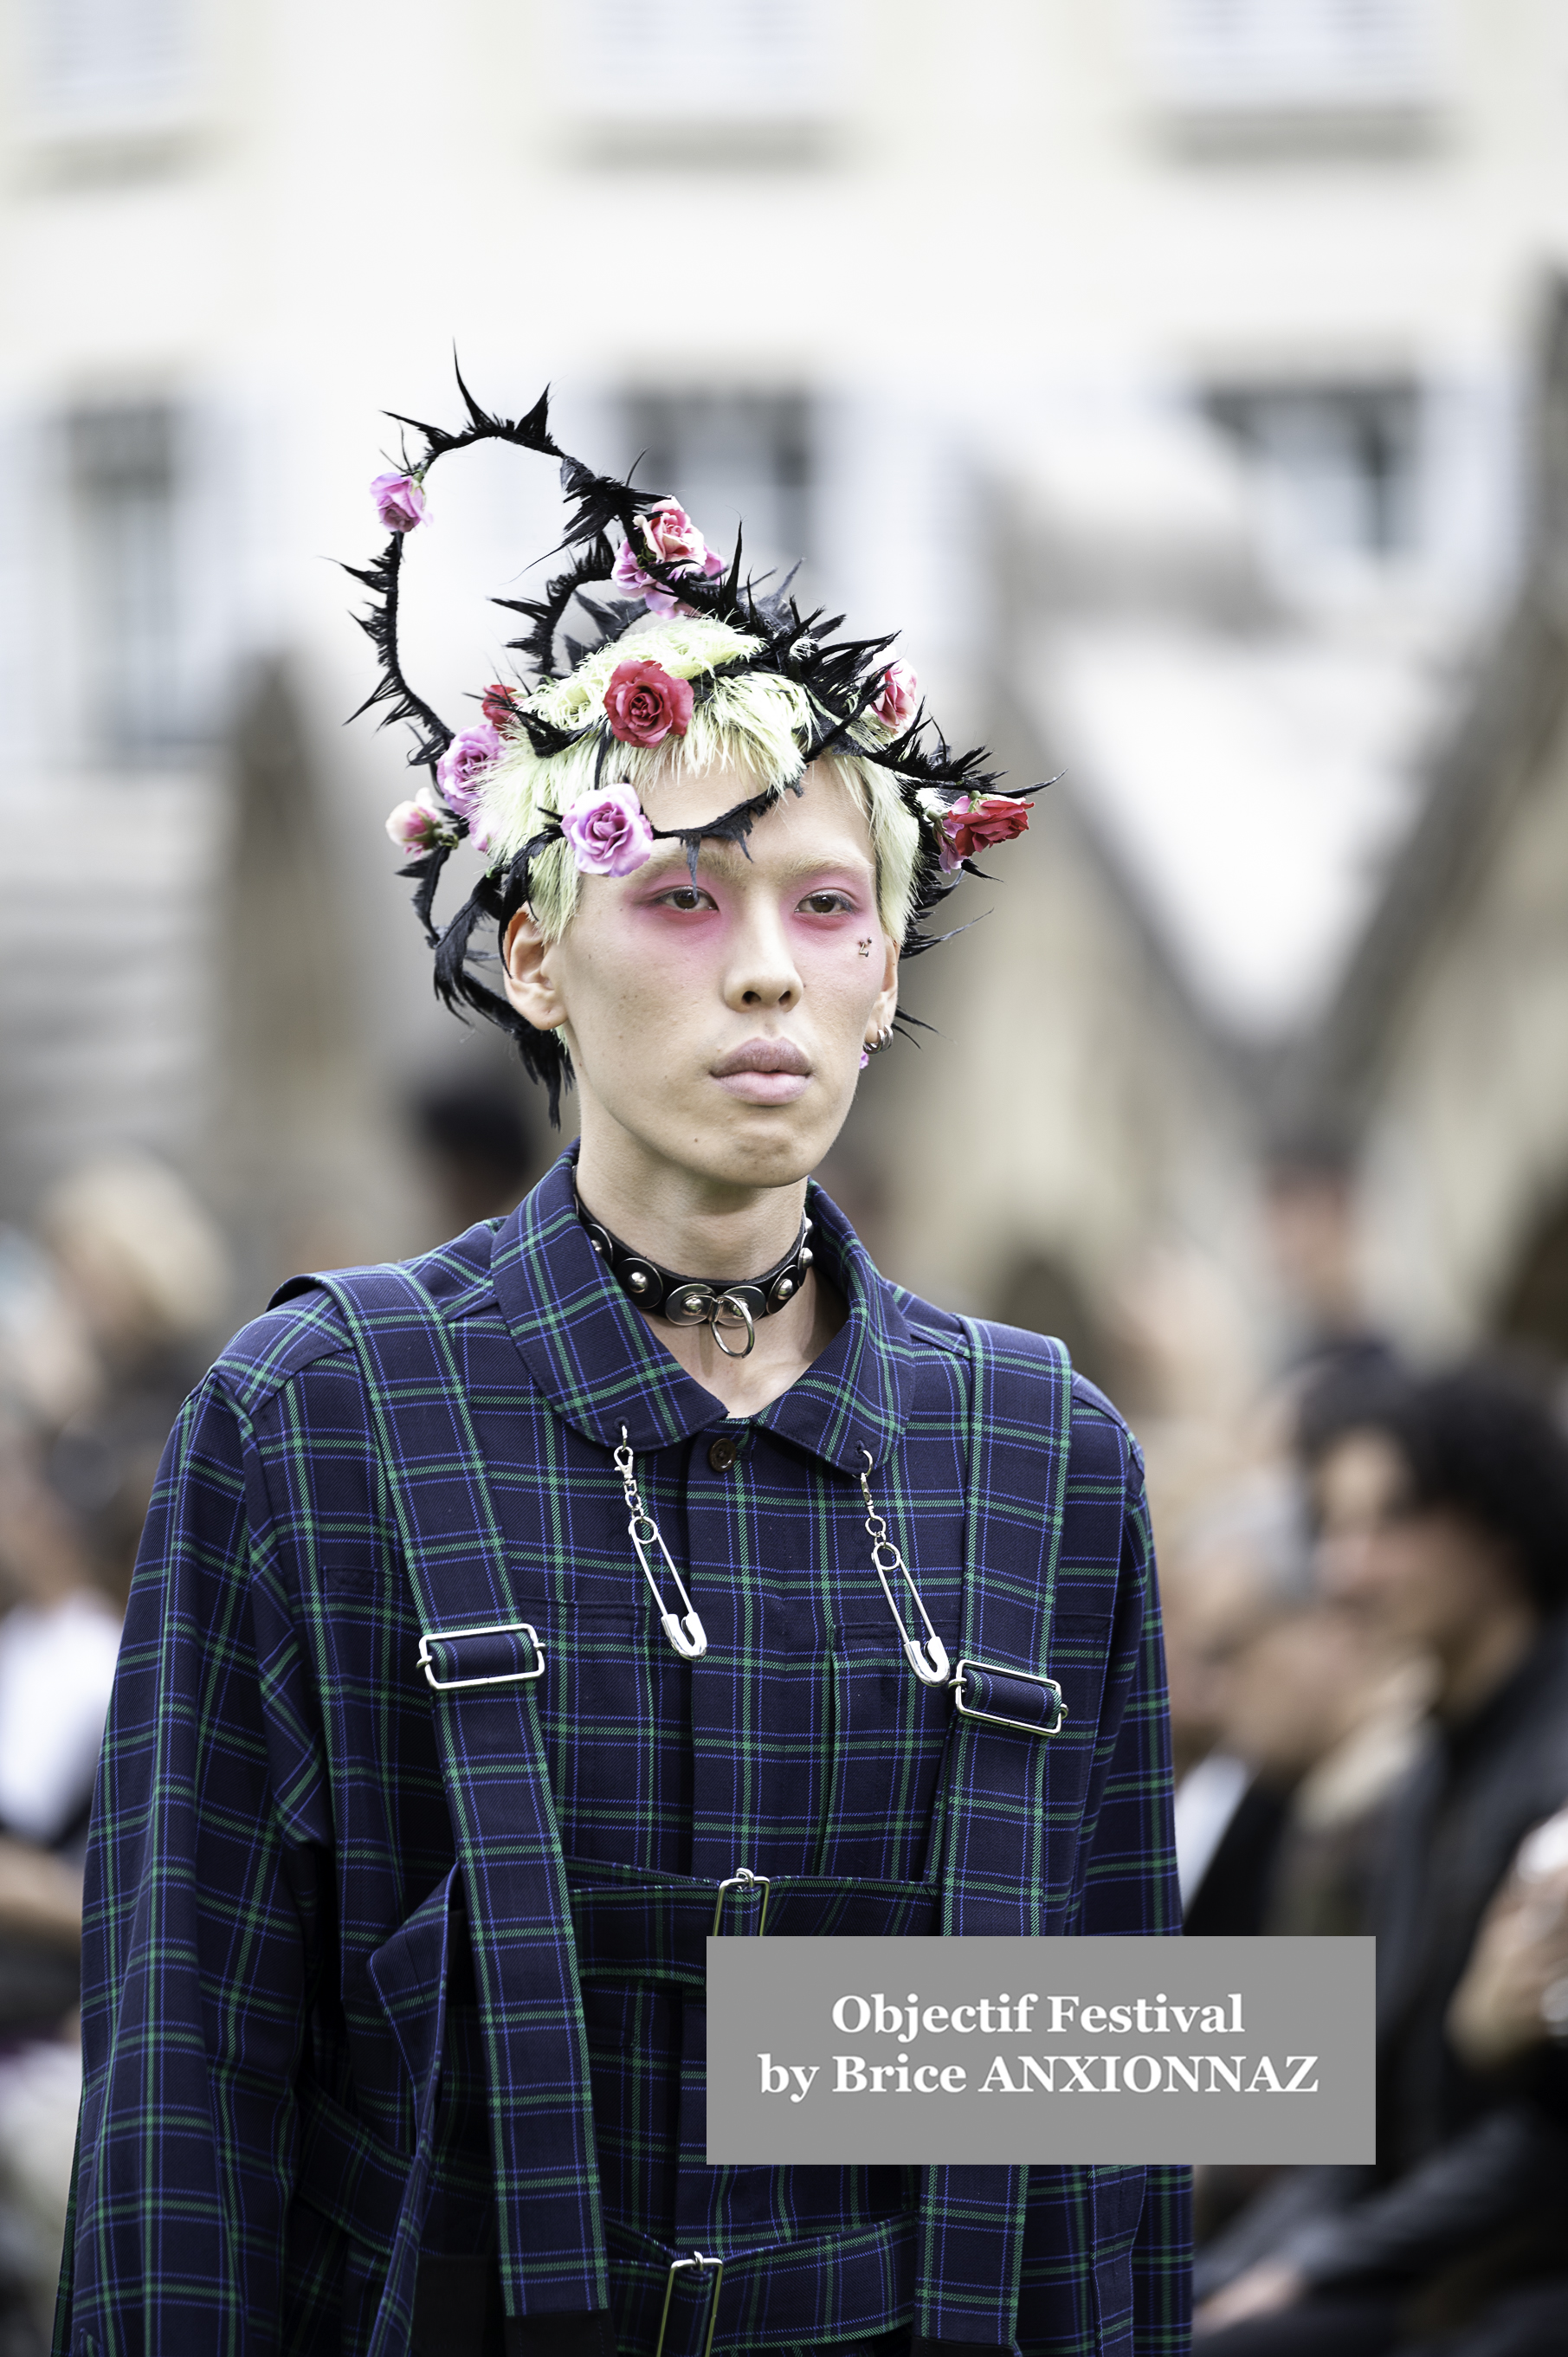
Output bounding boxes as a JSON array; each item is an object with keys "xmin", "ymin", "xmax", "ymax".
[
  {"xmin": 0, "ymin": 0, "xmax": 1565, "ymax": 1430},
  {"xmin": 1300, "ymin": 276, "xmax": 1568, "ymax": 1366}
]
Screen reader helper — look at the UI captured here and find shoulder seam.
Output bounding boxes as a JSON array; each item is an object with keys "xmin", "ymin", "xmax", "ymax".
[{"xmin": 212, "ymin": 1295, "xmax": 356, "ymax": 1417}]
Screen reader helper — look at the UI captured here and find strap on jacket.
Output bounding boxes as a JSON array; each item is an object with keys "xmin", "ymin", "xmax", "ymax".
[
  {"xmin": 301, "ymin": 1268, "xmax": 1085, "ymax": 2357},
  {"xmin": 913, "ymin": 1320, "xmax": 1074, "ymax": 2354},
  {"xmin": 300, "ymin": 1266, "xmax": 613, "ymax": 2357}
]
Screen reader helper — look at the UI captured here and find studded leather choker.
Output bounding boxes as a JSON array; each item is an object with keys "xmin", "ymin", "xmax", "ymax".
[{"xmin": 578, "ymin": 1193, "xmax": 815, "ymax": 1359}]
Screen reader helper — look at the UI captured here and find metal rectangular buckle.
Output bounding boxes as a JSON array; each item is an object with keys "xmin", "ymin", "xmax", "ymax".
[
  {"xmin": 951, "ymin": 1656, "xmax": 1067, "ymax": 1737},
  {"xmin": 416, "ymin": 1620, "xmax": 545, "ymax": 1694},
  {"xmin": 655, "ymin": 2251, "xmax": 724, "ymax": 2357},
  {"xmin": 711, "ymin": 1868, "xmax": 771, "ymax": 1937}
]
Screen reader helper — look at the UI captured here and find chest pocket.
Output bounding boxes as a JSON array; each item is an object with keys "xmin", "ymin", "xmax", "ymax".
[{"xmin": 501, "ymin": 1598, "xmax": 693, "ymax": 1864}]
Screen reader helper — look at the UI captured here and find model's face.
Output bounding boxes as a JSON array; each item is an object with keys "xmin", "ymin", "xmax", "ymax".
[
  {"xmin": 502, "ymin": 762, "xmax": 899, "ymax": 1193},
  {"xmin": 1312, "ymin": 1429, "xmax": 1520, "ymax": 1659}
]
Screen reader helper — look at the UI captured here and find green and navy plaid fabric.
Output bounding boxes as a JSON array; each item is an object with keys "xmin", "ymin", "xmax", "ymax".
[{"xmin": 57, "ymin": 1152, "xmax": 1189, "ymax": 2357}]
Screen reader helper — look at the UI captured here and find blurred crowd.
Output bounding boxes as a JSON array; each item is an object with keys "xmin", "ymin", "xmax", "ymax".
[
  {"xmin": 0, "ymin": 1153, "xmax": 228, "ymax": 2353},
  {"xmin": 1, "ymin": 1114, "xmax": 1566, "ymax": 2357},
  {"xmin": 0, "ymin": 1082, "xmax": 541, "ymax": 2351},
  {"xmin": 1171, "ymin": 1347, "xmax": 1568, "ymax": 2357}
]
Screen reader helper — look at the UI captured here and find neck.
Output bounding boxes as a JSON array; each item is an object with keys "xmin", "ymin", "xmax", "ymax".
[
  {"xmin": 1433, "ymin": 1597, "xmax": 1539, "ymax": 1725},
  {"xmin": 572, "ymin": 1134, "xmax": 842, "ymax": 1418},
  {"xmin": 573, "ymin": 1133, "xmax": 808, "ymax": 1281}
]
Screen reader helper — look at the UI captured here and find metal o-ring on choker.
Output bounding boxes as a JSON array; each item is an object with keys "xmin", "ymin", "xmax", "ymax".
[{"xmin": 578, "ymin": 1192, "xmax": 815, "ymax": 1360}]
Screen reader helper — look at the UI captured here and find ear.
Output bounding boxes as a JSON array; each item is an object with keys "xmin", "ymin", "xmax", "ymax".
[
  {"xmin": 869, "ymin": 933, "xmax": 900, "ymax": 1036},
  {"xmin": 501, "ymin": 907, "xmax": 567, "ymax": 1033}
]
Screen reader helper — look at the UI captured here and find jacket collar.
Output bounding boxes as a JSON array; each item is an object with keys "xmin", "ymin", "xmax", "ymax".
[{"xmin": 489, "ymin": 1149, "xmax": 912, "ymax": 1476}]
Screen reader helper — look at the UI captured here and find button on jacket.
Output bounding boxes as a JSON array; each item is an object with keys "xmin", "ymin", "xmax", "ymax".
[{"xmin": 58, "ymin": 1154, "xmax": 1191, "ymax": 2356}]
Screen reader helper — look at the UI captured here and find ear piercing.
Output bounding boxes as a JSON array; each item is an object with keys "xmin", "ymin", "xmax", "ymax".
[{"xmin": 862, "ymin": 1024, "xmax": 894, "ymax": 1056}]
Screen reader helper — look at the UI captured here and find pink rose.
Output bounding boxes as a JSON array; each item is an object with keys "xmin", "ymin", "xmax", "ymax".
[
  {"xmin": 610, "ymin": 501, "xmax": 726, "ymax": 617},
  {"xmin": 436, "ymin": 722, "xmax": 502, "ymax": 819},
  {"xmin": 603, "ymin": 658, "xmax": 694, "ymax": 747},
  {"xmin": 874, "ymin": 660, "xmax": 920, "ymax": 733},
  {"xmin": 562, "ymin": 784, "xmax": 656, "ymax": 877},
  {"xmin": 371, "ymin": 472, "xmax": 426, "ymax": 533},
  {"xmin": 642, "ymin": 502, "xmax": 710, "ymax": 570},
  {"xmin": 384, "ymin": 785, "xmax": 452, "ymax": 852},
  {"xmin": 939, "ymin": 793, "xmax": 1031, "ymax": 873},
  {"xmin": 481, "ymin": 681, "xmax": 518, "ymax": 729}
]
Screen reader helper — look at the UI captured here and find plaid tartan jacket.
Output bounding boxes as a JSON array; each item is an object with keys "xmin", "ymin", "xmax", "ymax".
[{"xmin": 57, "ymin": 1153, "xmax": 1190, "ymax": 2357}]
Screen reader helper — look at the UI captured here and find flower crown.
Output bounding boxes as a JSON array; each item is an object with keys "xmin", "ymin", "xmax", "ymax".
[{"xmin": 352, "ymin": 373, "xmax": 1040, "ymax": 1118}]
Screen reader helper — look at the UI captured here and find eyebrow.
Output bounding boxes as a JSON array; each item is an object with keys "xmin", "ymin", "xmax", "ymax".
[{"xmin": 639, "ymin": 841, "xmax": 874, "ymax": 884}]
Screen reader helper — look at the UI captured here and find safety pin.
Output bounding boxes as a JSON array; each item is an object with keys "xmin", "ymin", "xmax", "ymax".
[
  {"xmin": 859, "ymin": 1450, "xmax": 951, "ymax": 1687},
  {"xmin": 616, "ymin": 1430, "xmax": 707, "ymax": 1661}
]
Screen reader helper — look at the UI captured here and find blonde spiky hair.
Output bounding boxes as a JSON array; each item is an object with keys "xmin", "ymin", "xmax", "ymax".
[
  {"xmin": 355, "ymin": 375, "xmax": 1041, "ymax": 1120},
  {"xmin": 474, "ymin": 615, "xmax": 922, "ymax": 946}
]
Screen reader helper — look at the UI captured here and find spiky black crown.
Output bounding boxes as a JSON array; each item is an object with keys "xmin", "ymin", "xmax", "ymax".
[{"xmin": 348, "ymin": 371, "xmax": 1042, "ymax": 1122}]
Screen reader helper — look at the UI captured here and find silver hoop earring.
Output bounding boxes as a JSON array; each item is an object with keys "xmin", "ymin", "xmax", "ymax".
[{"xmin": 863, "ymin": 1025, "xmax": 894, "ymax": 1057}]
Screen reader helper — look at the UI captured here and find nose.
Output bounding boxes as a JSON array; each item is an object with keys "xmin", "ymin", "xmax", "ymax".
[{"xmin": 723, "ymin": 890, "xmax": 803, "ymax": 1012}]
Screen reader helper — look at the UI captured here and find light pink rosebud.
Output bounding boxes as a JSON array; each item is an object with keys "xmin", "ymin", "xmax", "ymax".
[
  {"xmin": 642, "ymin": 501, "xmax": 710, "ymax": 570},
  {"xmin": 874, "ymin": 660, "xmax": 920, "ymax": 733},
  {"xmin": 610, "ymin": 500, "xmax": 726, "ymax": 617},
  {"xmin": 561, "ymin": 783, "xmax": 656, "ymax": 877},
  {"xmin": 371, "ymin": 471, "xmax": 426, "ymax": 533},
  {"xmin": 436, "ymin": 722, "xmax": 502, "ymax": 819},
  {"xmin": 384, "ymin": 785, "xmax": 450, "ymax": 852}
]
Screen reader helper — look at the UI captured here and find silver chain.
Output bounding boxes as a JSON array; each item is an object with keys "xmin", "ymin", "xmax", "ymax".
[
  {"xmin": 857, "ymin": 1450, "xmax": 952, "ymax": 1686},
  {"xmin": 615, "ymin": 1430, "xmax": 707, "ymax": 1660},
  {"xmin": 613, "ymin": 1430, "xmax": 948, "ymax": 1685}
]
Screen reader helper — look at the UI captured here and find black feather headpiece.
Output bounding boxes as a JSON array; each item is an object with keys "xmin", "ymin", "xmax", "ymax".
[{"xmin": 352, "ymin": 371, "xmax": 1045, "ymax": 1122}]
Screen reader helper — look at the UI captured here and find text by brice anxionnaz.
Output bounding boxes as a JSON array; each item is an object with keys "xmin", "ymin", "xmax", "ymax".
[{"xmin": 757, "ymin": 1987, "xmax": 1321, "ymax": 2104}]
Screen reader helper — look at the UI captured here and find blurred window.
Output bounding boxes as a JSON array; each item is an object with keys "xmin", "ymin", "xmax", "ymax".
[
  {"xmin": 28, "ymin": 0, "xmax": 191, "ymax": 121},
  {"xmin": 621, "ymin": 391, "xmax": 814, "ymax": 585},
  {"xmin": 1203, "ymin": 382, "xmax": 1422, "ymax": 567},
  {"xmin": 1145, "ymin": 0, "xmax": 1440, "ymax": 113},
  {"xmin": 65, "ymin": 404, "xmax": 191, "ymax": 767},
  {"xmin": 560, "ymin": 0, "xmax": 845, "ymax": 129}
]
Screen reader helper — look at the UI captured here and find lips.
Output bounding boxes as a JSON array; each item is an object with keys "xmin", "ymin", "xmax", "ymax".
[
  {"xmin": 712, "ymin": 1036, "xmax": 812, "ymax": 1104},
  {"xmin": 711, "ymin": 1038, "xmax": 811, "ymax": 1077}
]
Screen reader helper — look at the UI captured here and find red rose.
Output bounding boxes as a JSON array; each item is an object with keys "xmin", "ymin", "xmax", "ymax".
[
  {"xmin": 939, "ymin": 793, "xmax": 1031, "ymax": 871},
  {"xmin": 481, "ymin": 681, "xmax": 518, "ymax": 728},
  {"xmin": 603, "ymin": 658, "xmax": 694, "ymax": 747}
]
